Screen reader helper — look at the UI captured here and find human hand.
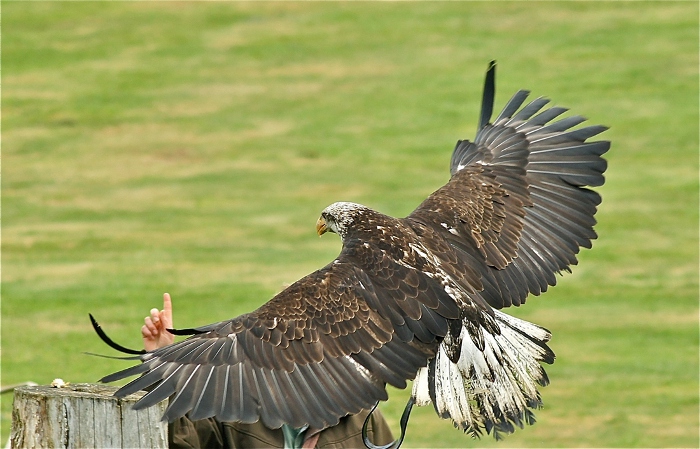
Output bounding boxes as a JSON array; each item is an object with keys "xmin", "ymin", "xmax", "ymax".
[{"xmin": 142, "ymin": 293, "xmax": 174, "ymax": 351}]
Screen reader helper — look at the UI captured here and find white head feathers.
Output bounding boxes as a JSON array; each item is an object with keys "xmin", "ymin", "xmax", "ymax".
[{"xmin": 318, "ymin": 202, "xmax": 369, "ymax": 240}]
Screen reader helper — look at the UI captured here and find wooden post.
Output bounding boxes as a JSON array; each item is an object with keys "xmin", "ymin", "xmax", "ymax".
[{"xmin": 10, "ymin": 383, "xmax": 168, "ymax": 449}]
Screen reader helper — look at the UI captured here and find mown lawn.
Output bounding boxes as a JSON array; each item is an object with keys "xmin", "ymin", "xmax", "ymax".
[{"xmin": 2, "ymin": 2, "xmax": 697, "ymax": 447}]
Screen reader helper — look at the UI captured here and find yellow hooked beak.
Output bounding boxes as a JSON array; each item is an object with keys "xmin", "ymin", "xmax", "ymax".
[{"xmin": 316, "ymin": 217, "xmax": 328, "ymax": 236}]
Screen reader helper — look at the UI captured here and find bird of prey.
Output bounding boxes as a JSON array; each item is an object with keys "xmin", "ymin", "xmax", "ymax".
[{"xmin": 96, "ymin": 61, "xmax": 609, "ymax": 443}]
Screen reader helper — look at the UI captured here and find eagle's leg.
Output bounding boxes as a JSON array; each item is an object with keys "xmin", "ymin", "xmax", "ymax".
[
  {"xmin": 281, "ymin": 424, "xmax": 309, "ymax": 449},
  {"xmin": 363, "ymin": 397, "xmax": 415, "ymax": 449}
]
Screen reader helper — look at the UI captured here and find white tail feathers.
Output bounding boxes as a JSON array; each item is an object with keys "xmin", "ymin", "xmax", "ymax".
[{"xmin": 411, "ymin": 309, "xmax": 555, "ymax": 439}]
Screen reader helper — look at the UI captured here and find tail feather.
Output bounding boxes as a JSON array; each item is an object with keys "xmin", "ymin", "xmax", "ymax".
[{"xmin": 411, "ymin": 310, "xmax": 553, "ymax": 439}]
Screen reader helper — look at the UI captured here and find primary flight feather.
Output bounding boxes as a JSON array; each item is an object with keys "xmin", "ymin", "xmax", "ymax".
[{"xmin": 99, "ymin": 61, "xmax": 609, "ymax": 440}]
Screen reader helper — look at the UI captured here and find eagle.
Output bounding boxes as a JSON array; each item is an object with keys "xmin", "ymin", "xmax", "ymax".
[{"xmin": 95, "ymin": 61, "xmax": 609, "ymax": 443}]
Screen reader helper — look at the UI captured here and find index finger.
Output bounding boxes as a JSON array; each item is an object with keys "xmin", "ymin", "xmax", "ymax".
[{"xmin": 162, "ymin": 292, "xmax": 173, "ymax": 326}]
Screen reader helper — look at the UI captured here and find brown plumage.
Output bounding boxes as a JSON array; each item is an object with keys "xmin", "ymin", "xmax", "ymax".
[{"xmin": 99, "ymin": 61, "xmax": 609, "ymax": 439}]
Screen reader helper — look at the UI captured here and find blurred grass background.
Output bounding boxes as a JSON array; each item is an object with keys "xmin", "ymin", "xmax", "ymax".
[{"xmin": 2, "ymin": 2, "xmax": 697, "ymax": 447}]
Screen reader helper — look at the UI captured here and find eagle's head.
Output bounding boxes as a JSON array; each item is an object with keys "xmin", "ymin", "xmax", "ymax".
[{"xmin": 316, "ymin": 202, "xmax": 369, "ymax": 240}]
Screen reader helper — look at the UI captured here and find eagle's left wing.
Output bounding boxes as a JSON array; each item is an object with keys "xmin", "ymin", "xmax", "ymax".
[
  {"xmin": 402, "ymin": 62, "xmax": 607, "ymax": 438},
  {"xmin": 408, "ymin": 61, "xmax": 609, "ymax": 309}
]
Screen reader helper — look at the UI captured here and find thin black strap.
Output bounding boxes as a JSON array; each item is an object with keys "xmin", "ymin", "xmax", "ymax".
[
  {"xmin": 89, "ymin": 313, "xmax": 146, "ymax": 355},
  {"xmin": 89, "ymin": 313, "xmax": 205, "ymax": 355},
  {"xmin": 166, "ymin": 327, "xmax": 207, "ymax": 336},
  {"xmin": 362, "ymin": 397, "xmax": 415, "ymax": 449}
]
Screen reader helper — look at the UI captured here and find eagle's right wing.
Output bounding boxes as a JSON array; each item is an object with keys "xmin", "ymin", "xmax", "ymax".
[{"xmin": 101, "ymin": 239, "xmax": 461, "ymax": 430}]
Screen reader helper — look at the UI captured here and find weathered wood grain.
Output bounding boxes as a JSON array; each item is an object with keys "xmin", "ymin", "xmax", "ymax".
[{"xmin": 11, "ymin": 383, "xmax": 167, "ymax": 448}]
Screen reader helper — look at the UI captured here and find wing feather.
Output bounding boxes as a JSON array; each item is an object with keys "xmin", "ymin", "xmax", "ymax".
[
  {"xmin": 102, "ymin": 245, "xmax": 450, "ymax": 428},
  {"xmin": 505, "ymin": 96, "xmax": 548, "ymax": 124},
  {"xmin": 413, "ymin": 80, "xmax": 608, "ymax": 308}
]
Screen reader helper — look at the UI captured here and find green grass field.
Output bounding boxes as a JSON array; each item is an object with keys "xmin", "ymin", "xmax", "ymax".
[{"xmin": 2, "ymin": 2, "xmax": 698, "ymax": 447}]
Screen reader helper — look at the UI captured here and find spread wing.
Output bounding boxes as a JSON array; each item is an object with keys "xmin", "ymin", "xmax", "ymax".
[
  {"xmin": 408, "ymin": 61, "xmax": 609, "ymax": 308},
  {"xmin": 102, "ymin": 237, "xmax": 462, "ymax": 430}
]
